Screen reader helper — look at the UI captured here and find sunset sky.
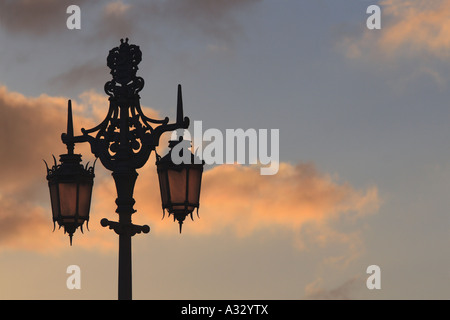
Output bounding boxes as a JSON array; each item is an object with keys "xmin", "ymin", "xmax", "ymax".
[{"xmin": 0, "ymin": 0, "xmax": 449, "ymax": 300}]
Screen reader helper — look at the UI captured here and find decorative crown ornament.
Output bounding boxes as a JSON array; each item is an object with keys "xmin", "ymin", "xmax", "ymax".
[{"xmin": 105, "ymin": 38, "xmax": 144, "ymax": 98}]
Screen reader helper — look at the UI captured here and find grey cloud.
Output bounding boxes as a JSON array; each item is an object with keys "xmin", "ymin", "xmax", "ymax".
[
  {"xmin": 140, "ymin": 0, "xmax": 261, "ymax": 42},
  {"xmin": 48, "ymin": 59, "xmax": 109, "ymax": 92},
  {"xmin": 0, "ymin": 0, "xmax": 88, "ymax": 36},
  {"xmin": 0, "ymin": 0, "xmax": 261, "ymax": 47}
]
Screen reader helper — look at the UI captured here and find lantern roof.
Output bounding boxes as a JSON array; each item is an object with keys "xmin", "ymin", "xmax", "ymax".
[{"xmin": 156, "ymin": 136, "xmax": 204, "ymax": 167}]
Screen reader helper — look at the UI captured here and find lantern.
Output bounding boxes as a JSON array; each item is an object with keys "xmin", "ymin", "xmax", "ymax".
[
  {"xmin": 45, "ymin": 153, "xmax": 95, "ymax": 245},
  {"xmin": 156, "ymin": 137, "xmax": 204, "ymax": 232}
]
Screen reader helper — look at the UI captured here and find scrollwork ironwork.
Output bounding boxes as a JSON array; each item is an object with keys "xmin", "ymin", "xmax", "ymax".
[{"xmin": 63, "ymin": 38, "xmax": 189, "ymax": 173}]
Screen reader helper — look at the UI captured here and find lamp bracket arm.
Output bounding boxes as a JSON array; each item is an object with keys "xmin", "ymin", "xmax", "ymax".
[
  {"xmin": 100, "ymin": 218, "xmax": 150, "ymax": 236},
  {"xmin": 150, "ymin": 116, "xmax": 190, "ymax": 147}
]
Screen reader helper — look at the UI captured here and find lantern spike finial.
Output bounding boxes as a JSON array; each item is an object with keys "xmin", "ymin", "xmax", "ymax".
[
  {"xmin": 176, "ymin": 84, "xmax": 183, "ymax": 125},
  {"xmin": 179, "ymin": 220, "xmax": 183, "ymax": 234},
  {"xmin": 66, "ymin": 100, "xmax": 75, "ymax": 155},
  {"xmin": 67, "ymin": 100, "xmax": 74, "ymax": 137}
]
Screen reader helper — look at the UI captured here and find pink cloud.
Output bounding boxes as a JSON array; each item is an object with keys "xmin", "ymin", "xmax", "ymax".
[
  {"xmin": 341, "ymin": 0, "xmax": 450, "ymax": 60},
  {"xmin": 0, "ymin": 86, "xmax": 380, "ymax": 256}
]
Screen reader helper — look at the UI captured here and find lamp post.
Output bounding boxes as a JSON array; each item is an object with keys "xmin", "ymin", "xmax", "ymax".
[{"xmin": 45, "ymin": 38, "xmax": 204, "ymax": 300}]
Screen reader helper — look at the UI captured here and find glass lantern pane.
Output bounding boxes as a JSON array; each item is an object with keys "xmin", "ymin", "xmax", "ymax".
[
  {"xmin": 58, "ymin": 183, "xmax": 78, "ymax": 217},
  {"xmin": 78, "ymin": 182, "xmax": 93, "ymax": 218},
  {"xmin": 158, "ymin": 170, "xmax": 169, "ymax": 206},
  {"xmin": 188, "ymin": 168, "xmax": 202, "ymax": 205},
  {"xmin": 49, "ymin": 183, "xmax": 59, "ymax": 219},
  {"xmin": 168, "ymin": 168, "xmax": 187, "ymax": 204}
]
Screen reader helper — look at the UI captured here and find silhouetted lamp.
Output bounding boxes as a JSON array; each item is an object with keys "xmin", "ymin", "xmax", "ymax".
[
  {"xmin": 44, "ymin": 39, "xmax": 205, "ymax": 299},
  {"xmin": 156, "ymin": 137, "xmax": 204, "ymax": 233},
  {"xmin": 45, "ymin": 101, "xmax": 95, "ymax": 245},
  {"xmin": 156, "ymin": 86, "xmax": 204, "ymax": 233}
]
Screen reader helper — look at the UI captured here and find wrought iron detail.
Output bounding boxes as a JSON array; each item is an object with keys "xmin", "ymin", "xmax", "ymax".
[
  {"xmin": 105, "ymin": 37, "xmax": 144, "ymax": 98},
  {"xmin": 60, "ymin": 39, "xmax": 190, "ymax": 240},
  {"xmin": 63, "ymin": 39, "xmax": 190, "ymax": 172}
]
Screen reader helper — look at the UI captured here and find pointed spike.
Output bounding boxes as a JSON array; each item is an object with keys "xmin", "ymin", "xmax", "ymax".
[
  {"xmin": 176, "ymin": 84, "xmax": 184, "ymax": 124},
  {"xmin": 190, "ymin": 212, "xmax": 194, "ymax": 221},
  {"xmin": 69, "ymin": 233, "xmax": 73, "ymax": 246},
  {"xmin": 43, "ymin": 159, "xmax": 53, "ymax": 175},
  {"xmin": 66, "ymin": 100, "xmax": 74, "ymax": 155},
  {"xmin": 92, "ymin": 157, "xmax": 98, "ymax": 169},
  {"xmin": 179, "ymin": 221, "xmax": 183, "ymax": 233},
  {"xmin": 52, "ymin": 155, "xmax": 57, "ymax": 167},
  {"xmin": 67, "ymin": 100, "xmax": 74, "ymax": 138}
]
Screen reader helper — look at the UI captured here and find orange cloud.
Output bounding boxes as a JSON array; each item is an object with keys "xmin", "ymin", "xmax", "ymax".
[
  {"xmin": 0, "ymin": 86, "xmax": 380, "ymax": 256},
  {"xmin": 0, "ymin": 86, "xmax": 154, "ymax": 252},
  {"xmin": 197, "ymin": 163, "xmax": 378, "ymax": 235},
  {"xmin": 380, "ymin": 0, "xmax": 450, "ymax": 57},
  {"xmin": 341, "ymin": 0, "xmax": 450, "ymax": 60},
  {"xmin": 0, "ymin": 195, "xmax": 52, "ymax": 252},
  {"xmin": 130, "ymin": 162, "xmax": 380, "ymax": 249}
]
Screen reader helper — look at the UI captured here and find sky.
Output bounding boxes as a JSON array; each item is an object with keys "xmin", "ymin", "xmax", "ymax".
[{"xmin": 0, "ymin": 0, "xmax": 448, "ymax": 300}]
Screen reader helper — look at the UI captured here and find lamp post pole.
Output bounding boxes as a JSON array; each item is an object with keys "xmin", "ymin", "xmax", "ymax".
[{"xmin": 51, "ymin": 38, "xmax": 199, "ymax": 300}]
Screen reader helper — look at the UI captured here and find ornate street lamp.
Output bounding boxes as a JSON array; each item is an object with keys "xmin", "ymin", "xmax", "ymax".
[
  {"xmin": 156, "ymin": 86, "xmax": 204, "ymax": 232},
  {"xmin": 157, "ymin": 137, "xmax": 204, "ymax": 233},
  {"xmin": 45, "ymin": 101, "xmax": 95, "ymax": 245},
  {"xmin": 45, "ymin": 38, "xmax": 204, "ymax": 300}
]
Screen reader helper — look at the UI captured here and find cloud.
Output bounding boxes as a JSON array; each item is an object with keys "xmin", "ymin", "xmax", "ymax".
[
  {"xmin": 304, "ymin": 275, "xmax": 364, "ymax": 300},
  {"xmin": 0, "ymin": 85, "xmax": 71, "ymax": 251},
  {"xmin": 48, "ymin": 60, "xmax": 109, "ymax": 92},
  {"xmin": 0, "ymin": 0, "xmax": 88, "ymax": 36},
  {"xmin": 92, "ymin": 1, "xmax": 136, "ymax": 41},
  {"xmin": 0, "ymin": 86, "xmax": 68, "ymax": 192},
  {"xmin": 0, "ymin": 85, "xmax": 173, "ymax": 252},
  {"xmin": 378, "ymin": 0, "xmax": 450, "ymax": 58},
  {"xmin": 0, "ymin": 195, "xmax": 50, "ymax": 252},
  {"xmin": 131, "ymin": 161, "xmax": 380, "ymax": 259},
  {"xmin": 92, "ymin": 0, "xmax": 261, "ymax": 45},
  {"xmin": 142, "ymin": 0, "xmax": 261, "ymax": 43},
  {"xmin": 0, "ymin": 0, "xmax": 261, "ymax": 46},
  {"xmin": 33, "ymin": 0, "xmax": 261, "ymax": 87},
  {"xmin": 340, "ymin": 0, "xmax": 450, "ymax": 60},
  {"xmin": 0, "ymin": 86, "xmax": 380, "ymax": 255},
  {"xmin": 197, "ymin": 163, "xmax": 379, "ymax": 236},
  {"xmin": 87, "ymin": 160, "xmax": 379, "ymax": 267},
  {"xmin": 0, "ymin": 85, "xmax": 97, "ymax": 252}
]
